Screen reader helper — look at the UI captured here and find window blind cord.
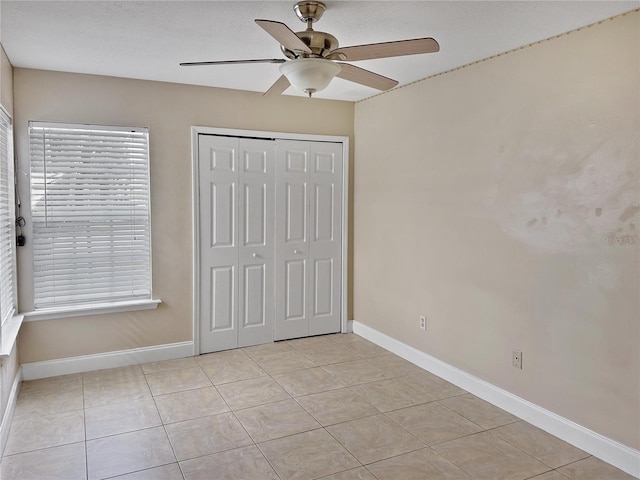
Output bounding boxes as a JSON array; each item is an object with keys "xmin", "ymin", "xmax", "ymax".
[{"xmin": 14, "ymin": 170, "xmax": 27, "ymax": 246}]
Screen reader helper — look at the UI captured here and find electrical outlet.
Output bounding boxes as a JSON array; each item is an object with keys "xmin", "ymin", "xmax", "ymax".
[
  {"xmin": 419, "ymin": 315, "xmax": 426, "ymax": 331},
  {"xmin": 512, "ymin": 350, "xmax": 522, "ymax": 369}
]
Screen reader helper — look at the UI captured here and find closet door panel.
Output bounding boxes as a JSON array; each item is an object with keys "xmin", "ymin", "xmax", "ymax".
[
  {"xmin": 238, "ymin": 138, "xmax": 275, "ymax": 348},
  {"xmin": 312, "ymin": 258, "xmax": 334, "ymax": 316},
  {"xmin": 198, "ymin": 135, "xmax": 239, "ymax": 352},
  {"xmin": 308, "ymin": 142, "xmax": 343, "ymax": 336},
  {"xmin": 285, "ymin": 183, "xmax": 307, "ymax": 243},
  {"xmin": 241, "ymin": 264, "xmax": 266, "ymax": 326},
  {"xmin": 285, "ymin": 259, "xmax": 306, "ymax": 319},
  {"xmin": 208, "ymin": 266, "xmax": 235, "ymax": 329},
  {"xmin": 275, "ymin": 140, "xmax": 310, "ymax": 340}
]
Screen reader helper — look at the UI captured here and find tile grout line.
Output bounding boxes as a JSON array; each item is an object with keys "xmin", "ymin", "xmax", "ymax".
[
  {"xmin": 226, "ymin": 363, "xmax": 289, "ymax": 480},
  {"xmin": 186, "ymin": 361, "xmax": 281, "ymax": 478},
  {"xmin": 481, "ymin": 421, "xmax": 591, "ymax": 471},
  {"xmin": 82, "ymin": 372, "xmax": 89, "ymax": 480},
  {"xmin": 218, "ymin": 345, "xmax": 365, "ymax": 479},
  {"xmin": 142, "ymin": 366, "xmax": 186, "ymax": 480}
]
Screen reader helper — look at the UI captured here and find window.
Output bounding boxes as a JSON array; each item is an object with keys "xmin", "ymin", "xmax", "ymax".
[
  {"xmin": 0, "ymin": 107, "xmax": 16, "ymax": 326},
  {"xmin": 29, "ymin": 122, "xmax": 152, "ymax": 310}
]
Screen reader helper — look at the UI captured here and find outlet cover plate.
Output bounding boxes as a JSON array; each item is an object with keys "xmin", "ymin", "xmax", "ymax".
[{"xmin": 512, "ymin": 350, "xmax": 522, "ymax": 369}]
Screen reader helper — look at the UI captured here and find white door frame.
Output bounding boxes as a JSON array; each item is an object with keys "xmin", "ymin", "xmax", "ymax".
[{"xmin": 191, "ymin": 126, "xmax": 349, "ymax": 355}]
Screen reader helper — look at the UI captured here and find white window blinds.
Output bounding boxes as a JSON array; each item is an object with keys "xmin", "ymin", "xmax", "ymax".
[
  {"xmin": 0, "ymin": 108, "xmax": 16, "ymax": 325},
  {"xmin": 29, "ymin": 122, "xmax": 152, "ymax": 309}
]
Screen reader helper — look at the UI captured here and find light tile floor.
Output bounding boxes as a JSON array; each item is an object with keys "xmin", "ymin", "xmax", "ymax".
[{"xmin": 1, "ymin": 333, "xmax": 635, "ymax": 480}]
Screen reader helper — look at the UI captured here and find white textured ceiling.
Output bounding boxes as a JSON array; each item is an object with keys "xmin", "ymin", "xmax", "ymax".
[{"xmin": 1, "ymin": 1, "xmax": 638, "ymax": 102}]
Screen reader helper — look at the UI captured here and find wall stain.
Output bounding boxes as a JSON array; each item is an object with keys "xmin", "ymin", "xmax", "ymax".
[
  {"xmin": 619, "ymin": 204, "xmax": 640, "ymax": 222},
  {"xmin": 484, "ymin": 132, "xmax": 637, "ymax": 252}
]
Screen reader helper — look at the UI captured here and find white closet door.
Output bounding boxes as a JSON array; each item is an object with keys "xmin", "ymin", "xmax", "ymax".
[
  {"xmin": 275, "ymin": 140, "xmax": 342, "ymax": 340},
  {"xmin": 237, "ymin": 138, "xmax": 275, "ymax": 347},
  {"xmin": 199, "ymin": 135, "xmax": 239, "ymax": 352},
  {"xmin": 308, "ymin": 142, "xmax": 343, "ymax": 336},
  {"xmin": 275, "ymin": 140, "xmax": 309, "ymax": 340},
  {"xmin": 198, "ymin": 135, "xmax": 274, "ymax": 353}
]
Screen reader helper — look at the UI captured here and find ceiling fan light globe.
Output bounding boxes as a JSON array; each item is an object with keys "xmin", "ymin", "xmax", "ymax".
[{"xmin": 279, "ymin": 58, "xmax": 341, "ymax": 96}]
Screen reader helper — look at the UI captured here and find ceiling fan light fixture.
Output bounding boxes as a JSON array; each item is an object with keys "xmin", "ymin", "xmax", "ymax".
[{"xmin": 279, "ymin": 58, "xmax": 341, "ymax": 97}]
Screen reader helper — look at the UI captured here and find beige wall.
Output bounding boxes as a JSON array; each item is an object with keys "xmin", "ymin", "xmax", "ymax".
[
  {"xmin": 354, "ymin": 12, "xmax": 639, "ymax": 450},
  {"xmin": 13, "ymin": 69, "xmax": 354, "ymax": 363},
  {"xmin": 0, "ymin": 43, "xmax": 20, "ymax": 438}
]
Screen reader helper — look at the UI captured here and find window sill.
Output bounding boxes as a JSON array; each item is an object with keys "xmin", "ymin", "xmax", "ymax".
[
  {"xmin": 23, "ymin": 299, "xmax": 162, "ymax": 322},
  {"xmin": 1, "ymin": 313, "xmax": 25, "ymax": 359}
]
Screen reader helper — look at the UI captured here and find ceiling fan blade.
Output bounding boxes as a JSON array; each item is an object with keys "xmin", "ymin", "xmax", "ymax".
[
  {"xmin": 255, "ymin": 19, "xmax": 312, "ymax": 54},
  {"xmin": 180, "ymin": 59, "xmax": 286, "ymax": 66},
  {"xmin": 336, "ymin": 63, "xmax": 398, "ymax": 91},
  {"xmin": 264, "ymin": 75, "xmax": 291, "ymax": 96},
  {"xmin": 332, "ymin": 38, "xmax": 439, "ymax": 61}
]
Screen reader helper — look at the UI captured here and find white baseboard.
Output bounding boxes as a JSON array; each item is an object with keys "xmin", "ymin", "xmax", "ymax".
[
  {"xmin": 352, "ymin": 321, "xmax": 640, "ymax": 479},
  {"xmin": 0, "ymin": 366, "xmax": 22, "ymax": 457},
  {"xmin": 21, "ymin": 341, "xmax": 194, "ymax": 381}
]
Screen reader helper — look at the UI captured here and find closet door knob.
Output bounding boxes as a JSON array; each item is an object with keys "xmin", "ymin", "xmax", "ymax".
[
  {"xmin": 294, "ymin": 249, "xmax": 300, "ymax": 254},
  {"xmin": 252, "ymin": 253, "xmax": 258, "ymax": 258}
]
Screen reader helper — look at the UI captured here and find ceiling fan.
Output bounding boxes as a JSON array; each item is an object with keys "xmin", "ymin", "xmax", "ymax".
[{"xmin": 180, "ymin": 1, "xmax": 440, "ymax": 97}]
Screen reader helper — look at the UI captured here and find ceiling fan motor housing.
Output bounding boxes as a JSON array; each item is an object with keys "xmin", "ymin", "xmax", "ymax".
[
  {"xmin": 277, "ymin": 2, "xmax": 336, "ymax": 59},
  {"xmin": 281, "ymin": 30, "xmax": 339, "ymax": 59}
]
